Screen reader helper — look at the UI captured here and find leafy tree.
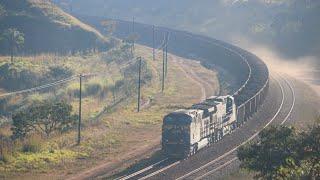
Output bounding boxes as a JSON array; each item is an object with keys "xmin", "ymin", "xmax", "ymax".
[
  {"xmin": 1, "ymin": 28, "xmax": 24, "ymax": 63},
  {"xmin": 238, "ymin": 122, "xmax": 320, "ymax": 180},
  {"xmin": 11, "ymin": 101, "xmax": 78, "ymax": 139}
]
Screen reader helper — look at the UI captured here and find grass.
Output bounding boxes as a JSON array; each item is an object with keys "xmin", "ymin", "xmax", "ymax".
[
  {"xmin": 0, "ymin": 44, "xmax": 220, "ymax": 178},
  {"xmin": 28, "ymin": 0, "xmax": 107, "ymax": 41},
  {"xmin": 0, "ymin": 0, "xmax": 111, "ymax": 55},
  {"xmin": 0, "ymin": 149, "xmax": 88, "ymax": 173}
]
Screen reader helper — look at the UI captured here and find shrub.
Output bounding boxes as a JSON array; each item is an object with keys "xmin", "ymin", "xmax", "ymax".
[
  {"xmin": 0, "ymin": 151, "xmax": 13, "ymax": 163},
  {"xmin": 84, "ymin": 81, "xmax": 102, "ymax": 96},
  {"xmin": 0, "ymin": 135, "xmax": 13, "ymax": 163},
  {"xmin": 66, "ymin": 82, "xmax": 80, "ymax": 98},
  {"xmin": 21, "ymin": 135, "xmax": 42, "ymax": 153},
  {"xmin": 47, "ymin": 65, "xmax": 73, "ymax": 81}
]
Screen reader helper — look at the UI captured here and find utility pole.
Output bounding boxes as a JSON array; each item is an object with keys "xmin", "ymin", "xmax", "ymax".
[
  {"xmin": 77, "ymin": 74, "xmax": 82, "ymax": 145},
  {"xmin": 162, "ymin": 46, "xmax": 165, "ymax": 92},
  {"xmin": 10, "ymin": 31, "xmax": 14, "ymax": 63},
  {"xmin": 152, "ymin": 25, "xmax": 155, "ymax": 61},
  {"xmin": 165, "ymin": 33, "xmax": 168, "ymax": 77},
  {"xmin": 132, "ymin": 16, "xmax": 135, "ymax": 50},
  {"xmin": 137, "ymin": 57, "xmax": 142, "ymax": 112}
]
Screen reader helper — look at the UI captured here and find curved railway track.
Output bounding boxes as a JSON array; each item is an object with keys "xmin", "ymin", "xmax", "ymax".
[
  {"xmin": 114, "ymin": 73, "xmax": 295, "ymax": 180},
  {"xmin": 72, "ymin": 18, "xmax": 281, "ymax": 180},
  {"xmin": 178, "ymin": 74, "xmax": 296, "ymax": 180}
]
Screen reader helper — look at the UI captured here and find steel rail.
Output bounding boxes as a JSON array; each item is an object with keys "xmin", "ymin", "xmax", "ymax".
[
  {"xmin": 175, "ymin": 76, "xmax": 284, "ymax": 180},
  {"xmin": 117, "ymin": 158, "xmax": 169, "ymax": 180},
  {"xmin": 192, "ymin": 75, "xmax": 296, "ymax": 180}
]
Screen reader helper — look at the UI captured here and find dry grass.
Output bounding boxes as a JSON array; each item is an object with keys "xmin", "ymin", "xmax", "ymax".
[
  {"xmin": 0, "ymin": 44, "xmax": 220, "ymax": 178},
  {"xmin": 28, "ymin": 0, "xmax": 107, "ymax": 42}
]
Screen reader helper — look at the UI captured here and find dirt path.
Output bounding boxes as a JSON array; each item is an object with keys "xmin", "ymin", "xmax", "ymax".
[
  {"xmin": 172, "ymin": 56, "xmax": 212, "ymax": 101},
  {"xmin": 67, "ymin": 139, "xmax": 160, "ymax": 180}
]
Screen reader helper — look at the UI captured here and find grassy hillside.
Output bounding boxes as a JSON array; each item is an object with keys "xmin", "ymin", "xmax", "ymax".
[{"xmin": 0, "ymin": 0, "xmax": 112, "ymax": 54}]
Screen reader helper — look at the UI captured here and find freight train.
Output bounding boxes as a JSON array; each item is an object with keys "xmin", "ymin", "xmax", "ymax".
[{"xmin": 162, "ymin": 95, "xmax": 237, "ymax": 158}]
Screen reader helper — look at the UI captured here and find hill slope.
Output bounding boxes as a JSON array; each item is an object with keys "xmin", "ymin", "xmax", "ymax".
[{"xmin": 0, "ymin": 0, "xmax": 111, "ymax": 54}]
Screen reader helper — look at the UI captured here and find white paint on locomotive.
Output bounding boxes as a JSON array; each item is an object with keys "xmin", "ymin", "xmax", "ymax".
[{"xmin": 162, "ymin": 95, "xmax": 237, "ymax": 158}]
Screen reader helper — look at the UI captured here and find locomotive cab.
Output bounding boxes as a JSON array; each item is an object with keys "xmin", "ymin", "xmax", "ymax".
[{"xmin": 162, "ymin": 110, "xmax": 194, "ymax": 158}]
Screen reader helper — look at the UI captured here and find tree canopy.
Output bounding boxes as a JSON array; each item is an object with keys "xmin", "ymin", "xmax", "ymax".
[
  {"xmin": 237, "ymin": 120, "xmax": 320, "ymax": 179},
  {"xmin": 11, "ymin": 101, "xmax": 78, "ymax": 139}
]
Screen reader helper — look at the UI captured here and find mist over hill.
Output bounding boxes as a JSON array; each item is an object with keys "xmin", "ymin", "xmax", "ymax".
[
  {"xmin": 0, "ymin": 0, "xmax": 112, "ymax": 54},
  {"xmin": 54, "ymin": 0, "xmax": 320, "ymax": 59}
]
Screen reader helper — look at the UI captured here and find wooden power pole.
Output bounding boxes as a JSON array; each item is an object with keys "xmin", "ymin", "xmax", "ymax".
[
  {"xmin": 152, "ymin": 25, "xmax": 155, "ymax": 61},
  {"xmin": 137, "ymin": 57, "xmax": 142, "ymax": 112},
  {"xmin": 132, "ymin": 16, "xmax": 135, "ymax": 50},
  {"xmin": 165, "ymin": 33, "xmax": 168, "ymax": 77},
  {"xmin": 162, "ymin": 47, "xmax": 165, "ymax": 92},
  {"xmin": 77, "ymin": 74, "xmax": 82, "ymax": 145}
]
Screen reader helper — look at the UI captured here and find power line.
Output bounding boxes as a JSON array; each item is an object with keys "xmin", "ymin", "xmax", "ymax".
[{"xmin": 0, "ymin": 76, "xmax": 78, "ymax": 98}]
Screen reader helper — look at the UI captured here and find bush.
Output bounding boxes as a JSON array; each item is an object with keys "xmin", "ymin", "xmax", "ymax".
[
  {"xmin": 21, "ymin": 136, "xmax": 42, "ymax": 153},
  {"xmin": 66, "ymin": 82, "xmax": 80, "ymax": 98},
  {"xmin": 0, "ymin": 151, "xmax": 13, "ymax": 163},
  {"xmin": 47, "ymin": 66, "xmax": 73, "ymax": 81},
  {"xmin": 84, "ymin": 81, "xmax": 102, "ymax": 96},
  {"xmin": 0, "ymin": 135, "xmax": 13, "ymax": 163}
]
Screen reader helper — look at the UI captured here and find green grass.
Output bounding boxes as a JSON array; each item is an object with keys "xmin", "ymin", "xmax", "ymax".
[{"xmin": 0, "ymin": 149, "xmax": 88, "ymax": 173}]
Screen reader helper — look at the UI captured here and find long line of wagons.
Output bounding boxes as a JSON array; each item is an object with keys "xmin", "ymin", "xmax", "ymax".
[{"xmin": 162, "ymin": 95, "xmax": 237, "ymax": 159}]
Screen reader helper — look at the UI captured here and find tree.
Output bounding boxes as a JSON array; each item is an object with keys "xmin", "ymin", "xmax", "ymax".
[
  {"xmin": 100, "ymin": 20, "xmax": 117, "ymax": 35},
  {"xmin": 237, "ymin": 126, "xmax": 298, "ymax": 179},
  {"xmin": 238, "ymin": 122, "xmax": 320, "ymax": 180},
  {"xmin": 1, "ymin": 28, "xmax": 24, "ymax": 63},
  {"xmin": 11, "ymin": 101, "xmax": 78, "ymax": 139}
]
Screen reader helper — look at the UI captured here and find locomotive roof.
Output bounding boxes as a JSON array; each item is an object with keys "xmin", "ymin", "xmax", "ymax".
[
  {"xmin": 164, "ymin": 109, "xmax": 201, "ymax": 124},
  {"xmin": 163, "ymin": 95, "xmax": 233, "ymax": 125},
  {"xmin": 173, "ymin": 109, "xmax": 200, "ymax": 118}
]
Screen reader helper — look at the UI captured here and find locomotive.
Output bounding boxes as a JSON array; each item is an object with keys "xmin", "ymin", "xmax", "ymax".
[{"xmin": 162, "ymin": 95, "xmax": 237, "ymax": 158}]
